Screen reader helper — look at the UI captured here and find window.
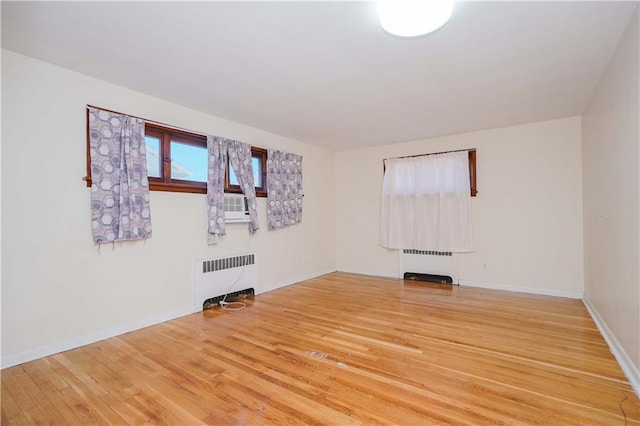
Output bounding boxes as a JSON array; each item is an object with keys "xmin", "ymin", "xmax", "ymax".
[
  {"xmin": 144, "ymin": 123, "xmax": 208, "ymax": 193},
  {"xmin": 86, "ymin": 113, "xmax": 268, "ymax": 195},
  {"xmin": 381, "ymin": 150, "xmax": 473, "ymax": 252},
  {"xmin": 468, "ymin": 150, "xmax": 477, "ymax": 196},
  {"xmin": 383, "ymin": 149, "xmax": 477, "ymax": 197},
  {"xmin": 225, "ymin": 147, "xmax": 267, "ymax": 197}
]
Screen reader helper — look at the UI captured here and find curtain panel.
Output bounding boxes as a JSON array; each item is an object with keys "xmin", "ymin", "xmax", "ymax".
[
  {"xmin": 380, "ymin": 150, "xmax": 473, "ymax": 252},
  {"xmin": 88, "ymin": 107, "xmax": 151, "ymax": 244},
  {"xmin": 267, "ymin": 150, "xmax": 303, "ymax": 230},
  {"xmin": 207, "ymin": 137, "xmax": 260, "ymax": 242},
  {"xmin": 227, "ymin": 140, "xmax": 259, "ymax": 234},
  {"xmin": 206, "ymin": 136, "xmax": 228, "ymax": 242}
]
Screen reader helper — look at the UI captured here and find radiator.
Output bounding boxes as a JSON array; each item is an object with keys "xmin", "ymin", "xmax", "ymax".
[
  {"xmin": 399, "ymin": 249, "xmax": 458, "ymax": 284},
  {"xmin": 194, "ymin": 253, "xmax": 258, "ymax": 310}
]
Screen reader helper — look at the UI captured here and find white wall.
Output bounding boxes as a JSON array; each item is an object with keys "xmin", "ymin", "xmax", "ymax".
[
  {"xmin": 335, "ymin": 117, "xmax": 584, "ymax": 298},
  {"xmin": 1, "ymin": 50, "xmax": 336, "ymax": 367},
  {"xmin": 582, "ymin": 7, "xmax": 639, "ymax": 392}
]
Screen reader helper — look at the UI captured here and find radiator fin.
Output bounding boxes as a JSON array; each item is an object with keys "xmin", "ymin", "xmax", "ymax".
[
  {"xmin": 403, "ymin": 249, "xmax": 452, "ymax": 256},
  {"xmin": 202, "ymin": 254, "xmax": 255, "ymax": 274}
]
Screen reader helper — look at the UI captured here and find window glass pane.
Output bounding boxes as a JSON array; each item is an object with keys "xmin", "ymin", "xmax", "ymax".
[
  {"xmin": 229, "ymin": 156, "xmax": 262, "ymax": 187},
  {"xmin": 229, "ymin": 167, "xmax": 238, "ymax": 186},
  {"xmin": 170, "ymin": 141, "xmax": 207, "ymax": 182},
  {"xmin": 252, "ymin": 157, "xmax": 262, "ymax": 187},
  {"xmin": 145, "ymin": 136, "xmax": 161, "ymax": 178}
]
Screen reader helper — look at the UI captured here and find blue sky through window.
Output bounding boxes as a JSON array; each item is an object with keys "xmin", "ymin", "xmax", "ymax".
[
  {"xmin": 230, "ymin": 157, "xmax": 262, "ymax": 187},
  {"xmin": 170, "ymin": 142, "xmax": 207, "ymax": 182}
]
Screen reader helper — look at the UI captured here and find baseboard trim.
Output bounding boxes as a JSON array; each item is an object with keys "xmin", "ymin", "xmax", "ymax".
[
  {"xmin": 2, "ymin": 269, "xmax": 338, "ymax": 369},
  {"xmin": 258, "ymin": 268, "xmax": 338, "ymax": 294},
  {"xmin": 336, "ymin": 267, "xmax": 400, "ymax": 279},
  {"xmin": 583, "ymin": 298, "xmax": 640, "ymax": 397},
  {"xmin": 1, "ymin": 306, "xmax": 195, "ymax": 369},
  {"xmin": 459, "ymin": 279, "xmax": 584, "ymax": 299},
  {"xmin": 333, "ymin": 270, "xmax": 584, "ymax": 299}
]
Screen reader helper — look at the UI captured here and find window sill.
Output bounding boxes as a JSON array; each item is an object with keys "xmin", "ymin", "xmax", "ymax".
[{"xmin": 149, "ymin": 181, "xmax": 206, "ymax": 194}]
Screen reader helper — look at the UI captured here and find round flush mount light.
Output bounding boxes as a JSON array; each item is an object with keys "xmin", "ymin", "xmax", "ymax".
[{"xmin": 377, "ymin": 0, "xmax": 455, "ymax": 37}]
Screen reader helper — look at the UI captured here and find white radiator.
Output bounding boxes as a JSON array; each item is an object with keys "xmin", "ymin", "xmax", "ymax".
[
  {"xmin": 194, "ymin": 253, "xmax": 258, "ymax": 310},
  {"xmin": 399, "ymin": 249, "xmax": 458, "ymax": 284}
]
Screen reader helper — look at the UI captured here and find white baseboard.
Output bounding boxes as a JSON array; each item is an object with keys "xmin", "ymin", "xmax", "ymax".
[
  {"xmin": 583, "ymin": 298, "xmax": 640, "ymax": 398},
  {"xmin": 1, "ymin": 306, "xmax": 195, "ymax": 369},
  {"xmin": 334, "ymin": 270, "xmax": 583, "ymax": 299},
  {"xmin": 258, "ymin": 268, "xmax": 337, "ymax": 294},
  {"xmin": 2, "ymin": 269, "xmax": 337, "ymax": 370},
  {"xmin": 459, "ymin": 279, "xmax": 583, "ymax": 299},
  {"xmin": 336, "ymin": 266, "xmax": 400, "ymax": 279}
]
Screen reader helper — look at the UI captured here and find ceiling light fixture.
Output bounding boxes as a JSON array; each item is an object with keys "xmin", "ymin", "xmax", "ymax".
[{"xmin": 377, "ymin": 0, "xmax": 455, "ymax": 38}]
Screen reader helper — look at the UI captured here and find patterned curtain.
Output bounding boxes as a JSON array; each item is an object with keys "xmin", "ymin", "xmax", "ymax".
[
  {"xmin": 88, "ymin": 107, "xmax": 151, "ymax": 243},
  {"xmin": 267, "ymin": 150, "xmax": 303, "ymax": 230},
  {"xmin": 227, "ymin": 140, "xmax": 259, "ymax": 234},
  {"xmin": 207, "ymin": 136, "xmax": 228, "ymax": 242}
]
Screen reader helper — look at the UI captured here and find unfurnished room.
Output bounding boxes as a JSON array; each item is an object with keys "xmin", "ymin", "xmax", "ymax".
[{"xmin": 1, "ymin": 1, "xmax": 639, "ymax": 424}]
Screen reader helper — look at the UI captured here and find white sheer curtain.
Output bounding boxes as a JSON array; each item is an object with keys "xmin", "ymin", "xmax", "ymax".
[{"xmin": 380, "ymin": 150, "xmax": 473, "ymax": 252}]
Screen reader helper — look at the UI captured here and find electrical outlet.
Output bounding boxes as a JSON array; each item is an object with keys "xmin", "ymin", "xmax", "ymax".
[{"xmin": 482, "ymin": 262, "xmax": 487, "ymax": 271}]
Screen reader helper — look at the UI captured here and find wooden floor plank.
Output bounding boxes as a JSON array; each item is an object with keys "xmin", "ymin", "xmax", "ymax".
[
  {"xmin": 1, "ymin": 382, "xmax": 30, "ymax": 425},
  {"xmin": 2, "ymin": 272, "xmax": 639, "ymax": 424}
]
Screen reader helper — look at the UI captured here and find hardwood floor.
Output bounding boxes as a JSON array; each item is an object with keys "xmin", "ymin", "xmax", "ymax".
[{"xmin": 2, "ymin": 272, "xmax": 639, "ymax": 425}]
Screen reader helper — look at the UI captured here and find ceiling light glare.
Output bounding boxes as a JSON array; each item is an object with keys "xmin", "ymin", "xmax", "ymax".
[{"xmin": 378, "ymin": 0, "xmax": 454, "ymax": 37}]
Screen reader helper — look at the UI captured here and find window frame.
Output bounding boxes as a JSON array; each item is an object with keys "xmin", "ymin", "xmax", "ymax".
[
  {"xmin": 468, "ymin": 150, "xmax": 477, "ymax": 197},
  {"xmin": 144, "ymin": 123, "xmax": 208, "ymax": 194}
]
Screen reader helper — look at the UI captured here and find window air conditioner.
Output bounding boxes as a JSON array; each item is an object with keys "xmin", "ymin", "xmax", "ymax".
[{"xmin": 224, "ymin": 194, "xmax": 250, "ymax": 223}]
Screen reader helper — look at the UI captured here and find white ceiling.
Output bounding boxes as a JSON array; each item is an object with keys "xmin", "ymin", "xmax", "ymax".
[{"xmin": 2, "ymin": 1, "xmax": 637, "ymax": 151}]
